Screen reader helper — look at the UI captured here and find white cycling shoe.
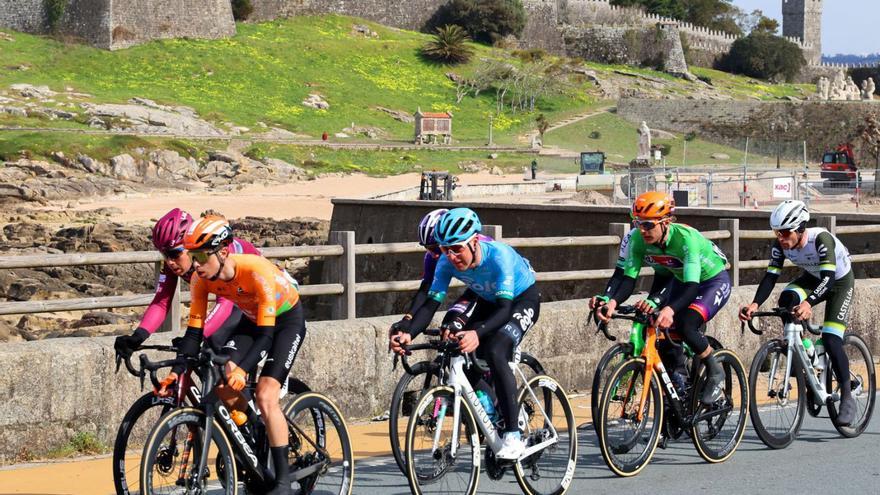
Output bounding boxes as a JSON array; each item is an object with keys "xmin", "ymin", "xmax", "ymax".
[{"xmin": 496, "ymin": 432, "xmax": 526, "ymax": 460}]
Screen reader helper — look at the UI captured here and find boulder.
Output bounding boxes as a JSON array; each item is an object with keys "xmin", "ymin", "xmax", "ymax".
[
  {"xmin": 302, "ymin": 94, "xmax": 330, "ymax": 110},
  {"xmin": 490, "ymin": 166, "xmax": 504, "ymax": 176},
  {"xmin": 207, "ymin": 151, "xmax": 239, "ymax": 164},
  {"xmin": 150, "ymin": 150, "xmax": 199, "ymax": 180},
  {"xmin": 110, "ymin": 154, "xmax": 141, "ymax": 180},
  {"xmin": 10, "ymin": 83, "xmax": 56, "ymax": 99},
  {"xmin": 711, "ymin": 153, "xmax": 730, "ymax": 160}
]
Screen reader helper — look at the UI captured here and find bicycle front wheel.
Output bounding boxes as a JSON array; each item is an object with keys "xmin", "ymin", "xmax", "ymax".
[
  {"xmin": 826, "ymin": 334, "xmax": 876, "ymax": 438},
  {"xmin": 514, "ymin": 375, "xmax": 578, "ymax": 495},
  {"xmin": 597, "ymin": 358, "xmax": 663, "ymax": 477},
  {"xmin": 748, "ymin": 339, "xmax": 805, "ymax": 449},
  {"xmin": 140, "ymin": 407, "xmax": 238, "ymax": 495},
  {"xmin": 283, "ymin": 392, "xmax": 354, "ymax": 495},
  {"xmin": 591, "ymin": 343, "xmax": 632, "ymax": 432},
  {"xmin": 691, "ymin": 349, "xmax": 749, "ymax": 463},
  {"xmin": 388, "ymin": 361, "xmax": 438, "ymax": 475},
  {"xmin": 405, "ymin": 385, "xmax": 480, "ymax": 495}
]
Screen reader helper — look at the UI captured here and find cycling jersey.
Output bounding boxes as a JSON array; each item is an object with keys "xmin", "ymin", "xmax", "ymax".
[
  {"xmin": 622, "ymin": 223, "xmax": 727, "ymax": 283},
  {"xmin": 767, "ymin": 228, "xmax": 851, "ymax": 280},
  {"xmin": 428, "ymin": 240, "xmax": 536, "ymax": 303},
  {"xmin": 140, "ymin": 237, "xmax": 259, "ymax": 336},
  {"xmin": 422, "ymin": 234, "xmax": 493, "ymax": 285},
  {"xmin": 616, "ymin": 229, "xmax": 635, "ymax": 269},
  {"xmin": 188, "ymin": 254, "xmax": 299, "ymax": 329}
]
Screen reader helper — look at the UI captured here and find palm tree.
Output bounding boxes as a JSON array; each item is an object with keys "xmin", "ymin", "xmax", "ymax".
[{"xmin": 421, "ymin": 25, "xmax": 474, "ymax": 65}]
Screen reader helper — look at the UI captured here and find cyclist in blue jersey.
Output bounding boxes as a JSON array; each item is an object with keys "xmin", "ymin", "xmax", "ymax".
[{"xmin": 392, "ymin": 208, "xmax": 540, "ymax": 460}]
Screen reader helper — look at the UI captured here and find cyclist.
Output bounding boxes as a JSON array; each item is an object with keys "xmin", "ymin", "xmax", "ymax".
[
  {"xmin": 589, "ymin": 227, "xmax": 635, "ymax": 310},
  {"xmin": 113, "ymin": 208, "xmax": 260, "ymax": 358},
  {"xmin": 739, "ymin": 200, "xmax": 856, "ymax": 425},
  {"xmin": 173, "ymin": 215, "xmax": 306, "ymax": 495},
  {"xmin": 597, "ymin": 191, "xmax": 731, "ymax": 405},
  {"xmin": 391, "ymin": 207, "xmax": 540, "ymax": 460},
  {"xmin": 388, "ymin": 209, "xmax": 492, "ymax": 344}
]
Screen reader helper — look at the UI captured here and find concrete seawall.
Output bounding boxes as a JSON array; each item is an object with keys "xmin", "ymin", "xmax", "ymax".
[{"xmin": 2, "ymin": 281, "xmax": 879, "ymax": 462}]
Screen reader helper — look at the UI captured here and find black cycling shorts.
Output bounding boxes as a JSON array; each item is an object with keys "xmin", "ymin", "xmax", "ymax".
[{"xmin": 222, "ymin": 303, "xmax": 307, "ymax": 384}]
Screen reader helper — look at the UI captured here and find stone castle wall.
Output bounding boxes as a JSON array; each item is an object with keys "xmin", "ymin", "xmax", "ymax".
[
  {"xmin": 109, "ymin": 0, "xmax": 234, "ymax": 49},
  {"xmin": 0, "ymin": 0, "xmax": 48, "ymax": 32},
  {"xmin": 250, "ymin": 0, "xmax": 453, "ymax": 31}
]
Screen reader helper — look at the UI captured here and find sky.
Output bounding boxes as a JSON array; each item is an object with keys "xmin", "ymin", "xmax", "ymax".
[{"xmin": 730, "ymin": 0, "xmax": 880, "ymax": 55}]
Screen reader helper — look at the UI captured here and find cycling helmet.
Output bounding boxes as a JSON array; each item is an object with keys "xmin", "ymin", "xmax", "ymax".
[
  {"xmin": 183, "ymin": 215, "xmax": 233, "ymax": 251},
  {"xmin": 632, "ymin": 191, "xmax": 675, "ymax": 220},
  {"xmin": 435, "ymin": 208, "xmax": 482, "ymax": 246},
  {"xmin": 770, "ymin": 200, "xmax": 809, "ymax": 231},
  {"xmin": 151, "ymin": 208, "xmax": 193, "ymax": 251},
  {"xmin": 418, "ymin": 209, "xmax": 448, "ymax": 246}
]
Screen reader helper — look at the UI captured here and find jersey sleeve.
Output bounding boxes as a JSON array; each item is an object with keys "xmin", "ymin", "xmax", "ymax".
[
  {"xmin": 138, "ymin": 266, "xmax": 177, "ymax": 334},
  {"xmin": 616, "ymin": 230, "xmax": 633, "ymax": 269},
  {"xmin": 422, "ymin": 252, "xmax": 439, "ymax": 285},
  {"xmin": 187, "ymin": 276, "xmax": 209, "ymax": 330},
  {"xmin": 815, "ymin": 232, "xmax": 838, "ymax": 273},
  {"xmin": 621, "ymin": 232, "xmax": 645, "ymax": 279},
  {"xmin": 493, "ymin": 247, "xmax": 517, "ymax": 300},
  {"xmin": 427, "ymin": 257, "xmax": 454, "ymax": 302},
  {"xmin": 767, "ymin": 240, "xmax": 785, "ymax": 275},
  {"xmin": 234, "ymin": 237, "xmax": 261, "ymax": 255},
  {"xmin": 252, "ymin": 269, "xmax": 278, "ymax": 327},
  {"xmin": 680, "ymin": 232, "xmax": 703, "ymax": 283}
]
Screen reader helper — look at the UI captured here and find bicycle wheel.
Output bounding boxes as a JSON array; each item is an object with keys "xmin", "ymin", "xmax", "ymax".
[
  {"xmin": 597, "ymin": 358, "xmax": 663, "ymax": 477},
  {"xmin": 283, "ymin": 392, "xmax": 354, "ymax": 495},
  {"xmin": 113, "ymin": 393, "xmax": 177, "ymax": 495},
  {"xmin": 591, "ymin": 343, "xmax": 632, "ymax": 432},
  {"xmin": 520, "ymin": 352, "xmax": 547, "ymax": 378},
  {"xmin": 748, "ymin": 339, "xmax": 805, "ymax": 449},
  {"xmin": 826, "ymin": 334, "xmax": 876, "ymax": 438},
  {"xmin": 140, "ymin": 407, "xmax": 238, "ymax": 494},
  {"xmin": 514, "ymin": 375, "xmax": 578, "ymax": 495},
  {"xmin": 691, "ymin": 349, "xmax": 748, "ymax": 463},
  {"xmin": 389, "ymin": 361, "xmax": 438, "ymax": 475},
  {"xmin": 405, "ymin": 385, "xmax": 480, "ymax": 495}
]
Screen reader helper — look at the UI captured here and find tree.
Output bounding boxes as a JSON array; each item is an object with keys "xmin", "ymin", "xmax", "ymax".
[
  {"xmin": 612, "ymin": 0, "xmax": 742, "ymax": 36},
  {"xmin": 427, "ymin": 0, "xmax": 527, "ymax": 45},
  {"xmin": 718, "ymin": 32, "xmax": 805, "ymax": 82},
  {"xmin": 855, "ymin": 113, "xmax": 880, "ymax": 195},
  {"xmin": 421, "ymin": 25, "xmax": 474, "ymax": 65}
]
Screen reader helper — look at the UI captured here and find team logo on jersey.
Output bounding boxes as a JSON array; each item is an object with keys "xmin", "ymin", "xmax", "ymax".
[{"xmin": 644, "ymin": 255, "xmax": 683, "ymax": 268}]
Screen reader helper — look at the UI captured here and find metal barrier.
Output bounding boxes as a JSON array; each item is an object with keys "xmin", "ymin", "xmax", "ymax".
[{"xmin": 1, "ymin": 217, "xmax": 879, "ymax": 327}]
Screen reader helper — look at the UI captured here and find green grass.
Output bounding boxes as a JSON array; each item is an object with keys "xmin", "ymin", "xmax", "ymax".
[
  {"xmin": 46, "ymin": 432, "xmax": 108, "ymax": 459},
  {"xmin": 0, "ymin": 131, "xmax": 218, "ymax": 162},
  {"xmin": 690, "ymin": 67, "xmax": 813, "ymax": 100}
]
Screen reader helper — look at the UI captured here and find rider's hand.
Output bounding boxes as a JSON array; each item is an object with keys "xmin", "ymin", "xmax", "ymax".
[
  {"xmin": 226, "ymin": 364, "xmax": 247, "ymax": 392},
  {"xmin": 634, "ymin": 299, "xmax": 655, "ymax": 314},
  {"xmin": 792, "ymin": 301, "xmax": 813, "ymax": 321},
  {"xmin": 455, "ymin": 330, "xmax": 480, "ymax": 353},
  {"xmin": 739, "ymin": 303, "xmax": 759, "ymax": 322},
  {"xmin": 441, "ymin": 317, "xmax": 467, "ymax": 341},
  {"xmin": 389, "ymin": 317, "xmax": 410, "ymax": 338},
  {"xmin": 655, "ymin": 306, "xmax": 675, "ymax": 329},
  {"xmin": 390, "ymin": 332, "xmax": 411, "ymax": 356},
  {"xmin": 597, "ymin": 299, "xmax": 618, "ymax": 323},
  {"xmin": 114, "ymin": 328, "xmax": 149, "ymax": 359},
  {"xmin": 589, "ymin": 295, "xmax": 609, "ymax": 310},
  {"xmin": 154, "ymin": 372, "xmax": 179, "ymax": 398}
]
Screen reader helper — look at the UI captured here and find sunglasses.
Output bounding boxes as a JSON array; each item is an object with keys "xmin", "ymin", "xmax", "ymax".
[
  {"xmin": 440, "ymin": 244, "xmax": 468, "ymax": 256},
  {"xmin": 634, "ymin": 219, "xmax": 660, "ymax": 230},
  {"xmin": 190, "ymin": 250, "xmax": 217, "ymax": 264},
  {"xmin": 774, "ymin": 228, "xmax": 795, "ymax": 237},
  {"xmin": 162, "ymin": 247, "xmax": 185, "ymax": 260}
]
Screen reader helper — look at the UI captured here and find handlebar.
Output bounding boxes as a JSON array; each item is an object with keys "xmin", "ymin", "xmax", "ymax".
[
  {"xmin": 393, "ymin": 328, "xmax": 488, "ymax": 375},
  {"xmin": 740, "ymin": 307, "xmax": 823, "ymax": 336},
  {"xmin": 114, "ymin": 344, "xmax": 178, "ymax": 389},
  {"xmin": 135, "ymin": 346, "xmax": 230, "ymax": 390},
  {"xmin": 590, "ymin": 304, "xmax": 683, "ymax": 348}
]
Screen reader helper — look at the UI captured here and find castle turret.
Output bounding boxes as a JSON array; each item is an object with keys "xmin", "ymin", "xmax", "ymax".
[{"xmin": 782, "ymin": 0, "xmax": 822, "ymax": 65}]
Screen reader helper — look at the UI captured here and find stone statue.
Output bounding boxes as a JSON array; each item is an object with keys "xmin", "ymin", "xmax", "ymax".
[
  {"xmin": 817, "ymin": 76, "xmax": 830, "ymax": 100},
  {"xmin": 864, "ymin": 77, "xmax": 876, "ymax": 101},
  {"xmin": 847, "ymin": 77, "xmax": 860, "ymax": 100},
  {"xmin": 637, "ymin": 121, "xmax": 651, "ymax": 159},
  {"xmin": 830, "ymin": 70, "xmax": 846, "ymax": 100}
]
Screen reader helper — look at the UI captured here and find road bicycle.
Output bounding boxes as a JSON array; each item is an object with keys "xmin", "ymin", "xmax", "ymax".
[
  {"xmin": 137, "ymin": 347, "xmax": 353, "ymax": 494},
  {"xmin": 744, "ymin": 307, "xmax": 876, "ymax": 449},
  {"xmin": 112, "ymin": 343, "xmax": 309, "ymax": 495},
  {"xmin": 388, "ymin": 329, "xmax": 546, "ymax": 475},
  {"xmin": 403, "ymin": 339, "xmax": 577, "ymax": 495},
  {"xmin": 596, "ymin": 306, "xmax": 748, "ymax": 477}
]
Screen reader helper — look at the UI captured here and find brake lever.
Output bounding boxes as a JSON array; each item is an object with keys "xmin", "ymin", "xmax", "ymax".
[
  {"xmin": 115, "ymin": 354, "xmax": 122, "ymax": 374},
  {"xmin": 392, "ymin": 354, "xmax": 399, "ymax": 372}
]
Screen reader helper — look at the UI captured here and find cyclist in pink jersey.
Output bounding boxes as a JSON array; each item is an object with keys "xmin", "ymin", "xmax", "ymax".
[{"xmin": 113, "ymin": 208, "xmax": 260, "ymax": 358}]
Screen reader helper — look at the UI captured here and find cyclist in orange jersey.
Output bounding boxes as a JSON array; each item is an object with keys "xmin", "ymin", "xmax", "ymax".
[{"xmin": 166, "ymin": 215, "xmax": 305, "ymax": 495}]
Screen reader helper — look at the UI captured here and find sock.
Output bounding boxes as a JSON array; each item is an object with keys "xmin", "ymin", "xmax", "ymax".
[{"xmin": 271, "ymin": 445, "xmax": 290, "ymax": 486}]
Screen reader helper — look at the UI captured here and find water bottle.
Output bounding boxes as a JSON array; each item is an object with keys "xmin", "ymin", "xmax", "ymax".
[
  {"xmin": 814, "ymin": 338, "xmax": 825, "ymax": 371},
  {"xmin": 230, "ymin": 409, "xmax": 248, "ymax": 426},
  {"xmin": 803, "ymin": 338, "xmax": 816, "ymax": 367},
  {"xmin": 475, "ymin": 390, "xmax": 499, "ymax": 424}
]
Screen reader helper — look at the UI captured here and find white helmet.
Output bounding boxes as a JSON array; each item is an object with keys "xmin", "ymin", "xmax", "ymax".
[
  {"xmin": 770, "ymin": 200, "xmax": 809, "ymax": 231},
  {"xmin": 417, "ymin": 209, "xmax": 448, "ymax": 246}
]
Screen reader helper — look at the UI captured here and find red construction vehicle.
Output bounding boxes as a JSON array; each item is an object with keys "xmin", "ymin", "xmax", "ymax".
[{"xmin": 820, "ymin": 143, "xmax": 858, "ymax": 185}]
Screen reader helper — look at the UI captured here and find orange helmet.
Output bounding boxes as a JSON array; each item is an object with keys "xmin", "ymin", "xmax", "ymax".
[
  {"xmin": 183, "ymin": 215, "xmax": 232, "ymax": 251},
  {"xmin": 632, "ymin": 191, "xmax": 675, "ymax": 220}
]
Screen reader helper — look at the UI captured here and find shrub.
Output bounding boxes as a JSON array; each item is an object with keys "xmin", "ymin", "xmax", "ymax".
[
  {"xmin": 513, "ymin": 48, "xmax": 547, "ymax": 63},
  {"xmin": 45, "ymin": 0, "xmax": 66, "ymax": 31},
  {"xmin": 589, "ymin": 130, "xmax": 601, "ymax": 139},
  {"xmin": 231, "ymin": 0, "xmax": 253, "ymax": 21},
  {"xmin": 420, "ymin": 25, "xmax": 474, "ymax": 65},
  {"xmin": 718, "ymin": 32, "xmax": 805, "ymax": 82},
  {"xmin": 426, "ymin": 0, "xmax": 526, "ymax": 45}
]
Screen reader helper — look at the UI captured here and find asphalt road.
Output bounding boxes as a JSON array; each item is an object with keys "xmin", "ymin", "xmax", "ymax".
[{"xmin": 351, "ymin": 412, "xmax": 880, "ymax": 495}]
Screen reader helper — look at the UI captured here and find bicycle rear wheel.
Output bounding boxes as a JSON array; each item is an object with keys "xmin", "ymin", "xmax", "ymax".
[
  {"xmin": 140, "ymin": 407, "xmax": 238, "ymax": 494},
  {"xmin": 283, "ymin": 392, "xmax": 354, "ymax": 495},
  {"xmin": 405, "ymin": 385, "xmax": 480, "ymax": 495},
  {"xmin": 691, "ymin": 350, "xmax": 748, "ymax": 463},
  {"xmin": 597, "ymin": 358, "xmax": 663, "ymax": 477},
  {"xmin": 748, "ymin": 340, "xmax": 805, "ymax": 449},
  {"xmin": 514, "ymin": 375, "xmax": 578, "ymax": 495},
  {"xmin": 826, "ymin": 334, "xmax": 876, "ymax": 438}
]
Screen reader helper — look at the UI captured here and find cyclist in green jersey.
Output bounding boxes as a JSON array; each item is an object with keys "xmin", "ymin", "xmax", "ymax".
[{"xmin": 598, "ymin": 191, "xmax": 732, "ymax": 404}]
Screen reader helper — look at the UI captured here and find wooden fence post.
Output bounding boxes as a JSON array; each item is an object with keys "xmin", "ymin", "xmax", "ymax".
[
  {"xmin": 719, "ymin": 218, "xmax": 740, "ymax": 287},
  {"xmin": 482, "ymin": 224, "xmax": 502, "ymax": 240},
  {"xmin": 155, "ymin": 261, "xmax": 181, "ymax": 333},
  {"xmin": 328, "ymin": 231, "xmax": 356, "ymax": 320},
  {"xmin": 608, "ymin": 223, "xmax": 630, "ymax": 268},
  {"xmin": 816, "ymin": 215, "xmax": 836, "ymax": 235}
]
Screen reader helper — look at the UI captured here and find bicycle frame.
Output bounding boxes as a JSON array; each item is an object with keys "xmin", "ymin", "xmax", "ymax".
[
  {"xmin": 768, "ymin": 322, "xmax": 836, "ymax": 404},
  {"xmin": 440, "ymin": 355, "xmax": 560, "ymax": 461}
]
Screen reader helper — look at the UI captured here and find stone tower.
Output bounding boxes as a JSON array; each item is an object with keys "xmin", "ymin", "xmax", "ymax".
[{"xmin": 782, "ymin": 0, "xmax": 822, "ymax": 65}]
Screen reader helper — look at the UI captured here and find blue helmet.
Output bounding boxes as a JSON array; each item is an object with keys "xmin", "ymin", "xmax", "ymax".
[{"xmin": 435, "ymin": 208, "xmax": 482, "ymax": 246}]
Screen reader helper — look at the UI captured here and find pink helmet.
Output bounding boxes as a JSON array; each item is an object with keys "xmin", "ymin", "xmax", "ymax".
[{"xmin": 151, "ymin": 208, "xmax": 194, "ymax": 251}]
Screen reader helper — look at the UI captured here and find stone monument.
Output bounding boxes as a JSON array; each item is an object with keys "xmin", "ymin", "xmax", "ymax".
[{"xmin": 637, "ymin": 121, "xmax": 651, "ymax": 160}]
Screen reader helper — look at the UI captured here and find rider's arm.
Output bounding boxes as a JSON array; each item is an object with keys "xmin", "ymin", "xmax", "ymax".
[
  {"xmin": 202, "ymin": 296, "xmax": 234, "ymax": 338},
  {"xmin": 610, "ymin": 275, "xmax": 637, "ymax": 305},
  {"xmin": 441, "ymin": 289, "xmax": 477, "ymax": 328},
  {"xmin": 752, "ymin": 241, "xmax": 785, "ymax": 305},
  {"xmin": 612, "ymin": 231, "xmax": 644, "ymax": 304},
  {"xmin": 472, "ymin": 297, "xmax": 514, "ymax": 338},
  {"xmin": 239, "ymin": 328, "xmax": 275, "ymax": 372},
  {"xmin": 408, "ymin": 257, "xmax": 454, "ymax": 338},
  {"xmin": 663, "ymin": 234, "xmax": 701, "ymax": 313},
  {"xmin": 600, "ymin": 230, "xmax": 633, "ymax": 300},
  {"xmin": 173, "ymin": 276, "xmax": 208, "ymax": 374},
  {"xmin": 136, "ymin": 266, "xmax": 178, "ymax": 335},
  {"xmin": 805, "ymin": 232, "xmax": 838, "ymax": 306},
  {"xmin": 646, "ymin": 269, "xmax": 674, "ymax": 307}
]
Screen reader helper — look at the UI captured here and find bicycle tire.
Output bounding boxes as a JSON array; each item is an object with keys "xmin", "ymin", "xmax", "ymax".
[
  {"xmin": 389, "ymin": 361, "xmax": 438, "ymax": 475},
  {"xmin": 825, "ymin": 334, "xmax": 876, "ymax": 438},
  {"xmin": 405, "ymin": 385, "xmax": 480, "ymax": 495},
  {"xmin": 113, "ymin": 392, "xmax": 177, "ymax": 495},
  {"xmin": 283, "ymin": 392, "xmax": 354, "ymax": 495},
  {"xmin": 591, "ymin": 343, "xmax": 632, "ymax": 433},
  {"xmin": 691, "ymin": 349, "xmax": 749, "ymax": 463},
  {"xmin": 597, "ymin": 358, "xmax": 663, "ymax": 477},
  {"xmin": 748, "ymin": 339, "xmax": 805, "ymax": 449},
  {"xmin": 514, "ymin": 375, "xmax": 578, "ymax": 495},
  {"xmin": 140, "ymin": 407, "xmax": 238, "ymax": 494}
]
